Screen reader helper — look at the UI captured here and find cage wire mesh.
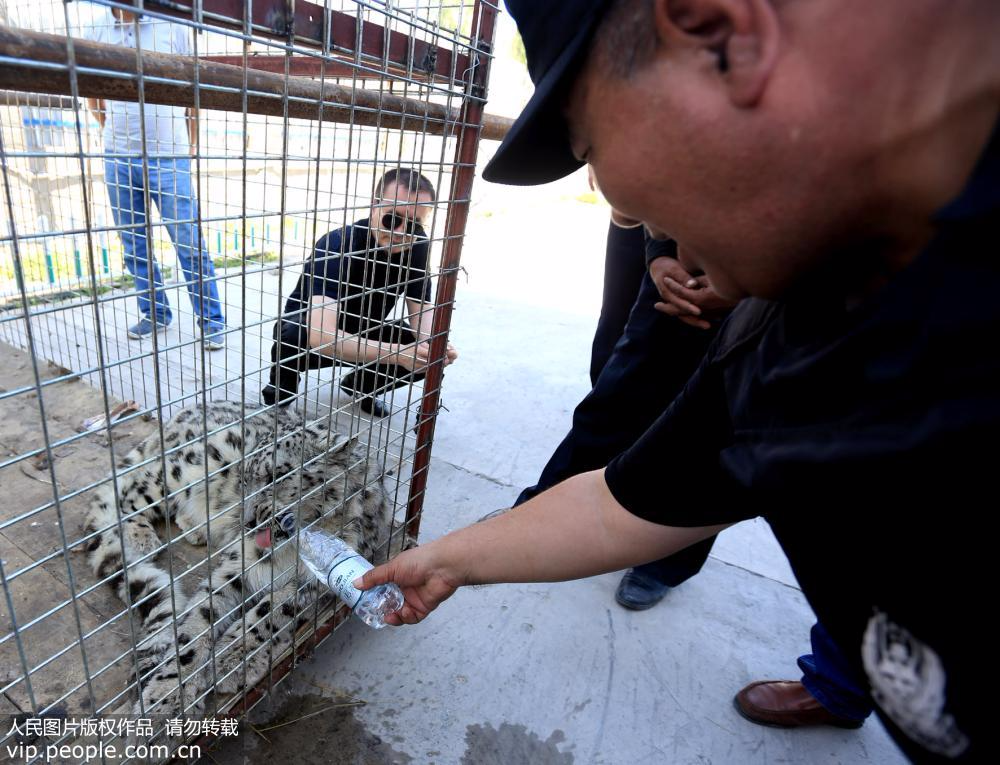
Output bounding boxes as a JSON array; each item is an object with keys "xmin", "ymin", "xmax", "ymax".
[{"xmin": 0, "ymin": 0, "xmax": 500, "ymax": 760}]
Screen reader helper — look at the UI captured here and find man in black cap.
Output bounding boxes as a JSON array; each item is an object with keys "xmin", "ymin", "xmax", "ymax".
[{"xmin": 358, "ymin": 1, "xmax": 997, "ymax": 761}]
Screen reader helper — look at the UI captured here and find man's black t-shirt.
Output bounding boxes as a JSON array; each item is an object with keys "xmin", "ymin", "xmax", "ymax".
[
  {"xmin": 604, "ymin": 126, "xmax": 999, "ymax": 762},
  {"xmin": 283, "ymin": 218, "xmax": 433, "ymax": 334}
]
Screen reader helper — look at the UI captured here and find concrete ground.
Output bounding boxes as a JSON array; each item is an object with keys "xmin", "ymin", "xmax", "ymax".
[{"xmin": 202, "ymin": 166, "xmax": 908, "ymax": 765}]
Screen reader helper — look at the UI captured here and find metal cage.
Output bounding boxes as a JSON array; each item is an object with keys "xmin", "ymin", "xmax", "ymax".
[{"xmin": 0, "ymin": 1, "xmax": 503, "ymax": 760}]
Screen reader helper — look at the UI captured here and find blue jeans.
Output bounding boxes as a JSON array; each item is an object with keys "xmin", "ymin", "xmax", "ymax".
[
  {"xmin": 799, "ymin": 622, "xmax": 874, "ymax": 722},
  {"xmin": 104, "ymin": 156, "xmax": 225, "ymax": 330}
]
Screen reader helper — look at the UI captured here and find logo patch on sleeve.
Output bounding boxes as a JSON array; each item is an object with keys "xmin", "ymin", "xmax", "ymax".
[{"xmin": 862, "ymin": 610, "xmax": 968, "ymax": 758}]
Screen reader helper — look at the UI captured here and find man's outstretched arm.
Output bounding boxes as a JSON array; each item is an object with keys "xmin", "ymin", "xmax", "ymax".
[
  {"xmin": 405, "ymin": 298, "xmax": 458, "ymax": 367},
  {"xmin": 356, "ymin": 468, "xmax": 730, "ymax": 625},
  {"xmin": 307, "ymin": 296, "xmax": 423, "ymax": 370}
]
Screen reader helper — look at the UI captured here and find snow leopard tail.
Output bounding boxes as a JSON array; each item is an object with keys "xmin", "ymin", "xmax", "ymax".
[{"xmin": 83, "ymin": 480, "xmax": 189, "ymax": 683}]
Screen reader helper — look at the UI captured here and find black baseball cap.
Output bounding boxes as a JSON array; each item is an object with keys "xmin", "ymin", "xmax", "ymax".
[{"xmin": 483, "ymin": 0, "xmax": 614, "ymax": 186}]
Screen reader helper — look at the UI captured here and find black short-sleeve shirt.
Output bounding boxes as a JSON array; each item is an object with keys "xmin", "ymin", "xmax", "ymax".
[
  {"xmin": 604, "ymin": 125, "xmax": 1000, "ymax": 762},
  {"xmin": 283, "ymin": 218, "xmax": 433, "ymax": 335}
]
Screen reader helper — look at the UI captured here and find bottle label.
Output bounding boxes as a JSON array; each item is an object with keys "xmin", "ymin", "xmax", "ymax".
[{"xmin": 326, "ymin": 554, "xmax": 373, "ymax": 609}]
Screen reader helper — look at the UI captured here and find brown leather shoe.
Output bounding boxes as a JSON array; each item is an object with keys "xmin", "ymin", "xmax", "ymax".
[{"xmin": 734, "ymin": 681, "xmax": 864, "ymax": 729}]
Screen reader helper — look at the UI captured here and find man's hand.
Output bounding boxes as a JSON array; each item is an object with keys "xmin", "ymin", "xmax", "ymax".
[
  {"xmin": 649, "ymin": 257, "xmax": 736, "ymax": 330},
  {"xmin": 187, "ymin": 107, "xmax": 199, "ymax": 157},
  {"xmin": 353, "ymin": 470, "xmax": 732, "ymax": 627},
  {"xmin": 395, "ymin": 341, "xmax": 458, "ymax": 372},
  {"xmin": 417, "ymin": 340, "xmax": 458, "ymax": 366},
  {"xmin": 86, "ymin": 98, "xmax": 106, "ymax": 129},
  {"xmin": 355, "ymin": 544, "xmax": 462, "ymax": 626}
]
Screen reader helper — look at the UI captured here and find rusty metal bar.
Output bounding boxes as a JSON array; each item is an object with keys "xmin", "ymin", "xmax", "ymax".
[
  {"xmin": 404, "ymin": 2, "xmax": 498, "ymax": 539},
  {"xmin": 0, "ymin": 25, "xmax": 514, "ymax": 141},
  {"xmin": 202, "ymin": 53, "xmax": 431, "ymax": 81},
  {"xmin": 122, "ymin": 0, "xmax": 470, "ymax": 81}
]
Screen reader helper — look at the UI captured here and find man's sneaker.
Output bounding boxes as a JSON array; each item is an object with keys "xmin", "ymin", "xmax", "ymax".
[
  {"xmin": 340, "ymin": 374, "xmax": 389, "ymax": 418},
  {"xmin": 339, "ymin": 372, "xmax": 359, "ymax": 396},
  {"xmin": 127, "ymin": 318, "xmax": 170, "ymax": 340},
  {"xmin": 614, "ymin": 567, "xmax": 673, "ymax": 610},
  {"xmin": 359, "ymin": 396, "xmax": 389, "ymax": 418},
  {"xmin": 202, "ymin": 330, "xmax": 225, "ymax": 351}
]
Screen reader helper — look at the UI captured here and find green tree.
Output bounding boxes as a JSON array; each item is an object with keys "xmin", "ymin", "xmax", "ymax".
[{"xmin": 510, "ymin": 31, "xmax": 526, "ymax": 65}]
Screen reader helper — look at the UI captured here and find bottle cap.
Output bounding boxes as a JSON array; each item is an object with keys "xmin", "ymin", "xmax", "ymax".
[{"xmin": 278, "ymin": 514, "xmax": 296, "ymax": 534}]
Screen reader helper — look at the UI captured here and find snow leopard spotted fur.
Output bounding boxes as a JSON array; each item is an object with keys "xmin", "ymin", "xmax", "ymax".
[{"xmin": 82, "ymin": 401, "xmax": 398, "ymax": 730}]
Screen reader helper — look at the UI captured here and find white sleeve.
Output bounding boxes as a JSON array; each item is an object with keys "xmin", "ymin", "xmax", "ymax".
[
  {"xmin": 78, "ymin": 9, "xmax": 111, "ymax": 43},
  {"xmin": 173, "ymin": 24, "xmax": 193, "ymax": 56}
]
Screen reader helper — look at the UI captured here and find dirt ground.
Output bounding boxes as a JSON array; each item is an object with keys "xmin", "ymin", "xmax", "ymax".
[
  {"xmin": 203, "ymin": 689, "xmax": 413, "ymax": 765},
  {"xmin": 200, "ymin": 671, "xmax": 577, "ymax": 765},
  {"xmin": 0, "ymin": 339, "xmax": 358, "ymax": 765},
  {"xmin": 0, "ymin": 339, "xmax": 209, "ymax": 723}
]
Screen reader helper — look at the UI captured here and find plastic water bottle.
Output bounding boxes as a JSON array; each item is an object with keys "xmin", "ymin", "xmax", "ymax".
[{"xmin": 292, "ymin": 522, "xmax": 403, "ymax": 629}]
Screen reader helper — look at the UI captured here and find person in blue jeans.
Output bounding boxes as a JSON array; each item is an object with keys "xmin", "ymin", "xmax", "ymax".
[
  {"xmin": 517, "ymin": 206, "xmax": 873, "ymax": 729},
  {"xmin": 103, "ymin": 157, "xmax": 226, "ymax": 346},
  {"xmin": 83, "ymin": 7, "xmax": 225, "ymax": 348}
]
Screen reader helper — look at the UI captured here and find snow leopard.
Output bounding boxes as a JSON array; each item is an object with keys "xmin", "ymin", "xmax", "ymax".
[{"xmin": 82, "ymin": 401, "xmax": 398, "ymax": 730}]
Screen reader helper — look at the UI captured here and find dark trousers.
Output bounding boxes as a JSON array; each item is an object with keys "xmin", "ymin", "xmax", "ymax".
[
  {"xmin": 799, "ymin": 622, "xmax": 874, "ymax": 721},
  {"xmin": 514, "ymin": 222, "xmax": 718, "ymax": 586},
  {"xmin": 517, "ymin": 224, "xmax": 873, "ymax": 717},
  {"xmin": 262, "ymin": 315, "xmax": 424, "ymax": 406},
  {"xmin": 589, "ymin": 224, "xmax": 647, "ymax": 385}
]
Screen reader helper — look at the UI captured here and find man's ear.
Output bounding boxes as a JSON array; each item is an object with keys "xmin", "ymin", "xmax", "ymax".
[{"xmin": 651, "ymin": 0, "xmax": 780, "ymax": 108}]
